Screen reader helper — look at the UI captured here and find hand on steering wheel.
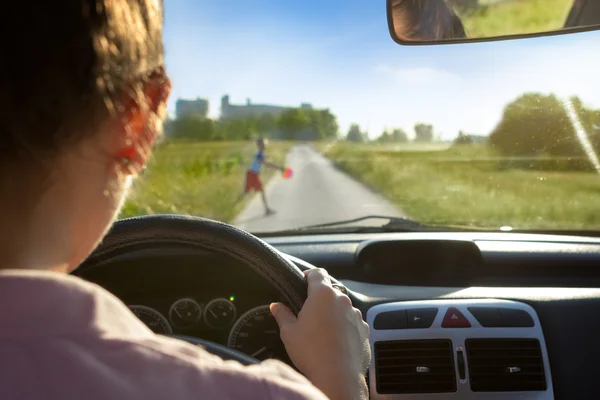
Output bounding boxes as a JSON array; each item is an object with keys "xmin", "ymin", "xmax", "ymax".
[{"xmin": 271, "ymin": 268, "xmax": 371, "ymax": 400}]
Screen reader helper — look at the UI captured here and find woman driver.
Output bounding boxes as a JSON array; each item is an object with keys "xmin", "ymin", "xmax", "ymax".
[{"xmin": 0, "ymin": 1, "xmax": 370, "ymax": 399}]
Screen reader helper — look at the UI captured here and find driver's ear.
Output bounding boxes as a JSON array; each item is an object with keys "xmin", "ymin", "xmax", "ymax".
[{"xmin": 112, "ymin": 70, "xmax": 171, "ymax": 175}]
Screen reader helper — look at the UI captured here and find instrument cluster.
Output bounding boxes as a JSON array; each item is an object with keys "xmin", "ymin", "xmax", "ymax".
[
  {"xmin": 127, "ymin": 293, "xmax": 289, "ymax": 362},
  {"xmin": 128, "ymin": 296, "xmax": 239, "ymax": 335}
]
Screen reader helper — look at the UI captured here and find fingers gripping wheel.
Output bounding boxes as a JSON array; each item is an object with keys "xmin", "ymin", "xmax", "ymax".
[{"xmin": 78, "ymin": 215, "xmax": 308, "ymax": 315}]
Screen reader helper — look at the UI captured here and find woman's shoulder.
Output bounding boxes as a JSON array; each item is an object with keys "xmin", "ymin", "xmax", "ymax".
[{"xmin": 111, "ymin": 334, "xmax": 327, "ymax": 399}]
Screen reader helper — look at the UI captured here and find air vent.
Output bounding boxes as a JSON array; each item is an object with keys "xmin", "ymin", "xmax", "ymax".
[
  {"xmin": 466, "ymin": 339, "xmax": 546, "ymax": 392},
  {"xmin": 375, "ymin": 339, "xmax": 456, "ymax": 394}
]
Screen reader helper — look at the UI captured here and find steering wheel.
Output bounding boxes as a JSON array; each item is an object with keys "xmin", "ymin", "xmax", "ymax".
[{"xmin": 77, "ymin": 215, "xmax": 308, "ymax": 365}]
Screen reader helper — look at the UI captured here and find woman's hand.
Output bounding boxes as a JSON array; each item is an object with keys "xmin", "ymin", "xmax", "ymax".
[{"xmin": 270, "ymin": 269, "xmax": 371, "ymax": 400}]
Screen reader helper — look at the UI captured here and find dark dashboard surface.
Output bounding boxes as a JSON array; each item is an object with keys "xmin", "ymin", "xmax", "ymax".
[
  {"xmin": 77, "ymin": 231, "xmax": 600, "ymax": 399},
  {"xmin": 80, "ymin": 249, "xmax": 279, "ymax": 339}
]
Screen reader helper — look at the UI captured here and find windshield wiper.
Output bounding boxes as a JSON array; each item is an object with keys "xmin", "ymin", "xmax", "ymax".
[
  {"xmin": 298, "ymin": 215, "xmax": 426, "ymax": 230},
  {"xmin": 259, "ymin": 215, "xmax": 479, "ymax": 236}
]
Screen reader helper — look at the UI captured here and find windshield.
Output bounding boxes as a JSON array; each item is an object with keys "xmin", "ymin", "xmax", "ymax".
[{"xmin": 120, "ymin": 0, "xmax": 600, "ymax": 234}]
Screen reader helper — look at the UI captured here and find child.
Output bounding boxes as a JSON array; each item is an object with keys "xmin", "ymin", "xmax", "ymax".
[
  {"xmin": 0, "ymin": 1, "xmax": 369, "ymax": 399},
  {"xmin": 239, "ymin": 137, "xmax": 285, "ymax": 215}
]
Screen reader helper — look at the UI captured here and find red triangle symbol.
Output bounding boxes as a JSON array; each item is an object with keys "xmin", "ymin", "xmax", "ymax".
[{"xmin": 442, "ymin": 307, "xmax": 471, "ymax": 328}]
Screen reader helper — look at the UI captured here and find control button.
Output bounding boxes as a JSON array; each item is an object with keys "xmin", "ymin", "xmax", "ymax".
[
  {"xmin": 457, "ymin": 350, "xmax": 466, "ymax": 380},
  {"xmin": 407, "ymin": 308, "xmax": 438, "ymax": 329},
  {"xmin": 468, "ymin": 307, "xmax": 502, "ymax": 327},
  {"xmin": 442, "ymin": 307, "xmax": 471, "ymax": 328},
  {"xmin": 373, "ymin": 310, "xmax": 407, "ymax": 330},
  {"xmin": 500, "ymin": 308, "xmax": 534, "ymax": 327}
]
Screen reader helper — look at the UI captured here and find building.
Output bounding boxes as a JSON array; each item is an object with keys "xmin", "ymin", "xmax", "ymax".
[
  {"xmin": 176, "ymin": 98, "xmax": 209, "ymax": 119},
  {"xmin": 220, "ymin": 95, "xmax": 313, "ymax": 119}
]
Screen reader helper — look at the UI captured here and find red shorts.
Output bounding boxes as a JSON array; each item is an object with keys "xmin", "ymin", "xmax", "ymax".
[{"xmin": 245, "ymin": 171, "xmax": 263, "ymax": 192}]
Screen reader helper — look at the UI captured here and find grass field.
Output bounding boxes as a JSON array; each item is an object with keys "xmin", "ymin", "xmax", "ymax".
[
  {"xmin": 322, "ymin": 142, "xmax": 600, "ymax": 230},
  {"xmin": 120, "ymin": 139, "xmax": 600, "ymax": 230},
  {"xmin": 119, "ymin": 140, "xmax": 292, "ymax": 222},
  {"xmin": 458, "ymin": 0, "xmax": 574, "ymax": 39}
]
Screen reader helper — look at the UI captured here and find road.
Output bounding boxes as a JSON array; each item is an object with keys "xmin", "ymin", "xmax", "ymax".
[{"xmin": 233, "ymin": 144, "xmax": 405, "ymax": 232}]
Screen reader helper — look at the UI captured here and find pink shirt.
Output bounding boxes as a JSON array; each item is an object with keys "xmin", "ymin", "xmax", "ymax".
[{"xmin": 0, "ymin": 270, "xmax": 327, "ymax": 400}]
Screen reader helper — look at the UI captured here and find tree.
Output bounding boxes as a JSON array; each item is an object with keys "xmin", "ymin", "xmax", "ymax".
[
  {"xmin": 488, "ymin": 93, "xmax": 597, "ymax": 156},
  {"xmin": 379, "ymin": 128, "xmax": 408, "ymax": 143},
  {"xmin": 276, "ymin": 108, "xmax": 339, "ymax": 140},
  {"xmin": 414, "ymin": 123, "xmax": 434, "ymax": 142},
  {"xmin": 170, "ymin": 115, "xmax": 215, "ymax": 141},
  {"xmin": 277, "ymin": 108, "xmax": 310, "ymax": 140},
  {"xmin": 166, "ymin": 106, "xmax": 340, "ymax": 142},
  {"xmin": 391, "ymin": 128, "xmax": 409, "ymax": 143},
  {"xmin": 346, "ymin": 124, "xmax": 365, "ymax": 143},
  {"xmin": 214, "ymin": 117, "xmax": 256, "ymax": 141},
  {"xmin": 313, "ymin": 109, "xmax": 339, "ymax": 140},
  {"xmin": 454, "ymin": 130, "xmax": 472, "ymax": 145},
  {"xmin": 571, "ymin": 96, "xmax": 600, "ymax": 146},
  {"xmin": 378, "ymin": 130, "xmax": 391, "ymax": 143},
  {"xmin": 256, "ymin": 113, "xmax": 276, "ymax": 136}
]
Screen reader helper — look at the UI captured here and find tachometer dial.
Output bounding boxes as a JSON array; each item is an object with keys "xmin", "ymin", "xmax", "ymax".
[
  {"xmin": 169, "ymin": 298, "xmax": 202, "ymax": 328},
  {"xmin": 204, "ymin": 298, "xmax": 237, "ymax": 329},
  {"xmin": 228, "ymin": 305, "xmax": 290, "ymax": 362},
  {"xmin": 128, "ymin": 305, "xmax": 172, "ymax": 334}
]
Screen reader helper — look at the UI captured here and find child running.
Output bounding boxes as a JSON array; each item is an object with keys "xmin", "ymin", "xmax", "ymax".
[{"xmin": 239, "ymin": 138, "xmax": 285, "ymax": 215}]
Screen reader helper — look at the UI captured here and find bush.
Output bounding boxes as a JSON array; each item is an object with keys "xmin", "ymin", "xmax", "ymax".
[
  {"xmin": 489, "ymin": 93, "xmax": 599, "ymax": 157},
  {"xmin": 378, "ymin": 128, "xmax": 409, "ymax": 143},
  {"xmin": 453, "ymin": 131, "xmax": 472, "ymax": 146},
  {"xmin": 346, "ymin": 124, "xmax": 366, "ymax": 143}
]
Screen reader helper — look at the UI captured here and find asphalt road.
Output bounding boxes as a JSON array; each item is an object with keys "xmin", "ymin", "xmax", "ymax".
[{"xmin": 233, "ymin": 144, "xmax": 405, "ymax": 233}]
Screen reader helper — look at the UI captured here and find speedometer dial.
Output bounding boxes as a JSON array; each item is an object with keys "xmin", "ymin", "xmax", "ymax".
[
  {"xmin": 228, "ymin": 305, "xmax": 290, "ymax": 363},
  {"xmin": 128, "ymin": 305, "xmax": 173, "ymax": 334}
]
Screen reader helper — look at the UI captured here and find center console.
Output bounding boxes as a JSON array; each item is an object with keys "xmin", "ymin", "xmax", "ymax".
[{"xmin": 366, "ymin": 299, "xmax": 553, "ymax": 399}]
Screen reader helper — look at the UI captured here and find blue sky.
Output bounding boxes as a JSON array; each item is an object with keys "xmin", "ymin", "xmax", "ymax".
[{"xmin": 163, "ymin": 0, "xmax": 600, "ymax": 140}]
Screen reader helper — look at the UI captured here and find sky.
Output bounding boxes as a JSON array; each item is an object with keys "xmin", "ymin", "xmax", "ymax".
[{"xmin": 163, "ymin": 0, "xmax": 600, "ymax": 140}]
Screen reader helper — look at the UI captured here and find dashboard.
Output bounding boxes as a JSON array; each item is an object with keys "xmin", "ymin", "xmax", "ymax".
[
  {"xmin": 75, "ymin": 231, "xmax": 600, "ymax": 399},
  {"xmin": 127, "ymin": 296, "xmax": 288, "ymax": 362},
  {"xmin": 79, "ymin": 248, "xmax": 290, "ymax": 363}
]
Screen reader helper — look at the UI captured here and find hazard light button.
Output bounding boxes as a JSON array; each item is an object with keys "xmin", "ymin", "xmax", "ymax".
[{"xmin": 442, "ymin": 307, "xmax": 471, "ymax": 328}]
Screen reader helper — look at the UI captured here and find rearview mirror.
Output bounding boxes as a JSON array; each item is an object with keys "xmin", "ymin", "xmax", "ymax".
[{"xmin": 387, "ymin": 0, "xmax": 600, "ymax": 45}]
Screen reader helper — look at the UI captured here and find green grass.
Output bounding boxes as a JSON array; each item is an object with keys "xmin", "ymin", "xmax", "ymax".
[
  {"xmin": 120, "ymin": 140, "xmax": 292, "ymax": 222},
  {"xmin": 458, "ymin": 0, "xmax": 574, "ymax": 39},
  {"xmin": 323, "ymin": 142, "xmax": 600, "ymax": 230},
  {"xmin": 121, "ymin": 139, "xmax": 600, "ymax": 230}
]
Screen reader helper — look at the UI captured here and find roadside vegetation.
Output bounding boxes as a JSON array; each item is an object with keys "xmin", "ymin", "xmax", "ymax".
[
  {"xmin": 322, "ymin": 92, "xmax": 600, "ymax": 230},
  {"xmin": 120, "ymin": 141, "xmax": 291, "ymax": 222},
  {"xmin": 122, "ymin": 89, "xmax": 600, "ymax": 231},
  {"xmin": 450, "ymin": 0, "xmax": 574, "ymax": 38},
  {"xmin": 121, "ymin": 103, "xmax": 332, "ymax": 222},
  {"xmin": 322, "ymin": 143, "xmax": 600, "ymax": 230}
]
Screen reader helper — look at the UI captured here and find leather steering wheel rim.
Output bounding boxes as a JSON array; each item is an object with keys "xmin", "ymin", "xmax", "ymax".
[{"xmin": 77, "ymin": 215, "xmax": 308, "ymax": 315}]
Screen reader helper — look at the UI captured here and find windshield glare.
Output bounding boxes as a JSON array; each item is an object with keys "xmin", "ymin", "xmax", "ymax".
[{"xmin": 120, "ymin": 0, "xmax": 600, "ymax": 234}]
